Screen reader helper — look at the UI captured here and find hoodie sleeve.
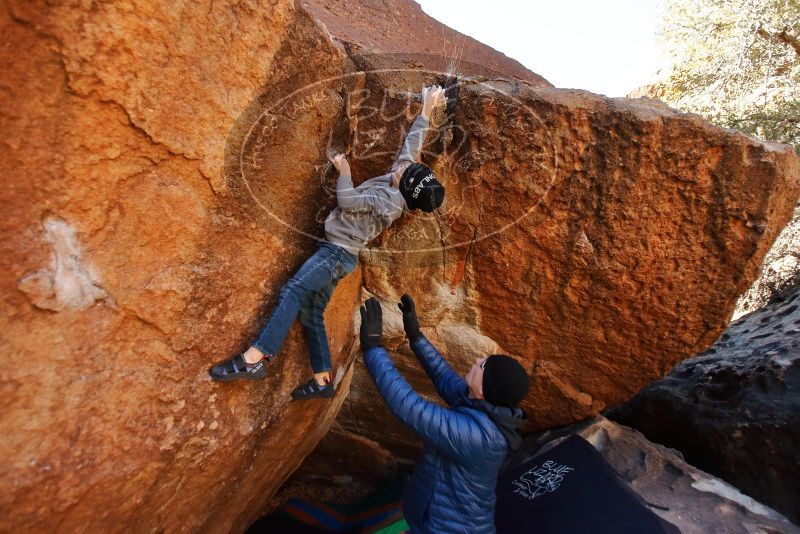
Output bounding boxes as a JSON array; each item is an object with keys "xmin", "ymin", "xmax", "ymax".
[
  {"xmin": 391, "ymin": 114, "xmax": 430, "ymax": 171},
  {"xmin": 363, "ymin": 345, "xmax": 484, "ymax": 463},
  {"xmin": 336, "ymin": 174, "xmax": 401, "ymax": 215},
  {"xmin": 335, "ymin": 174, "xmax": 360, "ymax": 210},
  {"xmin": 356, "ymin": 174, "xmax": 392, "ymax": 188},
  {"xmin": 411, "ymin": 336, "xmax": 468, "ymax": 407}
]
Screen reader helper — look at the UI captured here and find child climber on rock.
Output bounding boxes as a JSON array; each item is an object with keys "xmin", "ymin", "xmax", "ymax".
[{"xmin": 209, "ymin": 85, "xmax": 447, "ymax": 400}]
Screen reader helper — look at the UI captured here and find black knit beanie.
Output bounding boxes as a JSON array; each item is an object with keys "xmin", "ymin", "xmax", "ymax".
[
  {"xmin": 399, "ymin": 163, "xmax": 445, "ymax": 212},
  {"xmin": 482, "ymin": 355, "xmax": 530, "ymax": 408}
]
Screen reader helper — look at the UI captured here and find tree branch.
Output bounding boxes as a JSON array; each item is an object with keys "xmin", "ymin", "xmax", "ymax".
[
  {"xmin": 728, "ymin": 115, "xmax": 800, "ymax": 125},
  {"xmin": 757, "ymin": 27, "xmax": 800, "ymax": 58}
]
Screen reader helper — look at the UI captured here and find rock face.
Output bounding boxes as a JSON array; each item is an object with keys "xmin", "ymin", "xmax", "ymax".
[
  {"xmin": 0, "ymin": 0, "xmax": 546, "ymax": 532},
  {"xmin": 514, "ymin": 417, "xmax": 799, "ymax": 534},
  {"xmin": 269, "ymin": 423, "xmax": 400, "ymax": 514},
  {"xmin": 611, "ymin": 287, "xmax": 800, "ymax": 523},
  {"xmin": 2, "ymin": 0, "xmax": 799, "ymax": 533},
  {"xmin": 334, "ymin": 86, "xmax": 800, "ymax": 461},
  {"xmin": 735, "ymin": 208, "xmax": 800, "ymax": 318},
  {"xmin": 299, "ymin": 0, "xmax": 551, "ymax": 86}
]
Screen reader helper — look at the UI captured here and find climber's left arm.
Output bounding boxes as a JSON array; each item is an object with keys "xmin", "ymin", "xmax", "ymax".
[{"xmin": 391, "ymin": 86, "xmax": 445, "ymax": 171}]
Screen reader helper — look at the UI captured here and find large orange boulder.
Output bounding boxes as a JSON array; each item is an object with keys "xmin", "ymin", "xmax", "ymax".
[
  {"xmin": 2, "ymin": 0, "xmax": 798, "ymax": 532},
  {"xmin": 337, "ymin": 81, "xmax": 800, "ymax": 460},
  {"xmin": 0, "ymin": 0, "xmax": 546, "ymax": 531},
  {"xmin": 0, "ymin": 1, "xmax": 364, "ymax": 531}
]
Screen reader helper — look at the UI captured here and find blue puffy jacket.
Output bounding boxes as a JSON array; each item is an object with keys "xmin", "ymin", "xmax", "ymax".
[{"xmin": 363, "ymin": 336, "xmax": 527, "ymax": 534}]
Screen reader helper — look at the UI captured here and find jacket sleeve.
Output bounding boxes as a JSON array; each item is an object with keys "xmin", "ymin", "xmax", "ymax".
[
  {"xmin": 335, "ymin": 174, "xmax": 369, "ymax": 210},
  {"xmin": 356, "ymin": 174, "xmax": 392, "ymax": 188},
  {"xmin": 391, "ymin": 115, "xmax": 430, "ymax": 171},
  {"xmin": 411, "ymin": 336, "xmax": 468, "ymax": 407},
  {"xmin": 336, "ymin": 174, "xmax": 402, "ymax": 216},
  {"xmin": 363, "ymin": 346, "xmax": 483, "ymax": 463}
]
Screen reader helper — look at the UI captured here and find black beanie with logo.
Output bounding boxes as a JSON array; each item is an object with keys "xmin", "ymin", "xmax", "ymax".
[
  {"xmin": 400, "ymin": 163, "xmax": 445, "ymax": 212},
  {"xmin": 482, "ymin": 355, "xmax": 531, "ymax": 408}
]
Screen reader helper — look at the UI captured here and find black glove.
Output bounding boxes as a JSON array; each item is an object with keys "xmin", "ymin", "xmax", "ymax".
[
  {"xmin": 359, "ymin": 297, "xmax": 383, "ymax": 351},
  {"xmin": 397, "ymin": 293, "xmax": 422, "ymax": 342}
]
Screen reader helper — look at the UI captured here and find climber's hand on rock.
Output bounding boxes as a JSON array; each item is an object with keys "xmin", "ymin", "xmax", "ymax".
[
  {"xmin": 398, "ymin": 293, "xmax": 422, "ymax": 342},
  {"xmin": 330, "ymin": 153, "xmax": 351, "ymax": 176},
  {"xmin": 359, "ymin": 297, "xmax": 383, "ymax": 351},
  {"xmin": 421, "ymin": 85, "xmax": 446, "ymax": 120}
]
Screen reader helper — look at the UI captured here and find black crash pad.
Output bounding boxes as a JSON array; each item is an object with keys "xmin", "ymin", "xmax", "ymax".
[{"xmin": 495, "ymin": 435, "xmax": 680, "ymax": 534}]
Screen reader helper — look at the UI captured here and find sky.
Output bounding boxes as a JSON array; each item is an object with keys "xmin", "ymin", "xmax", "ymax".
[{"xmin": 416, "ymin": 0, "xmax": 666, "ymax": 97}]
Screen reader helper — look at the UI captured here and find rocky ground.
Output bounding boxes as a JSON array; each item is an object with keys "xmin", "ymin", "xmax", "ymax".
[
  {"xmin": 611, "ymin": 286, "xmax": 800, "ymax": 523},
  {"xmin": 514, "ymin": 417, "xmax": 799, "ymax": 534},
  {"xmin": 735, "ymin": 206, "xmax": 800, "ymax": 318}
]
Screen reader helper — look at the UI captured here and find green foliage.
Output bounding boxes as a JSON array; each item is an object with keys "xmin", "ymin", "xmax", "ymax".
[{"xmin": 657, "ymin": 0, "xmax": 800, "ymax": 153}]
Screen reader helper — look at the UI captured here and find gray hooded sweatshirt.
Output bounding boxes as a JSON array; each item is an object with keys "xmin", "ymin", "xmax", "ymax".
[{"xmin": 324, "ymin": 114, "xmax": 430, "ymax": 254}]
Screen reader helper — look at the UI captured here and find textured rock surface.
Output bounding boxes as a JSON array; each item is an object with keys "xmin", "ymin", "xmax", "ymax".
[
  {"xmin": 2, "ymin": 0, "xmax": 800, "ymax": 532},
  {"xmin": 611, "ymin": 287, "xmax": 800, "ymax": 523},
  {"xmin": 268, "ymin": 423, "xmax": 399, "ymax": 514},
  {"xmin": 300, "ymin": 0, "xmax": 551, "ymax": 86},
  {"xmin": 0, "ymin": 0, "xmax": 543, "ymax": 532},
  {"xmin": 735, "ymin": 207, "xmax": 800, "ymax": 318},
  {"xmin": 334, "ymin": 88, "xmax": 800, "ymax": 462},
  {"xmin": 513, "ymin": 417, "xmax": 799, "ymax": 534}
]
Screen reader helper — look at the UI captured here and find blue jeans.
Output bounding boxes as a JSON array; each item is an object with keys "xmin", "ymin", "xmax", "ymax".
[{"xmin": 253, "ymin": 243, "xmax": 358, "ymax": 373}]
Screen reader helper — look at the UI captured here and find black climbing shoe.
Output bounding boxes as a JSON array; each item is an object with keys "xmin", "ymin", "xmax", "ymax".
[
  {"xmin": 209, "ymin": 354, "xmax": 268, "ymax": 382},
  {"xmin": 291, "ymin": 377, "xmax": 334, "ymax": 400}
]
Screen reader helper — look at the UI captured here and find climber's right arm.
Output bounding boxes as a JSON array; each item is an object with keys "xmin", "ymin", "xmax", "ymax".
[{"xmin": 331, "ymin": 153, "xmax": 372, "ymax": 211}]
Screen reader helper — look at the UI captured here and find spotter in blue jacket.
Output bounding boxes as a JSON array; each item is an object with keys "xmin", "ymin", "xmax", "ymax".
[{"xmin": 363, "ymin": 336, "xmax": 527, "ymax": 534}]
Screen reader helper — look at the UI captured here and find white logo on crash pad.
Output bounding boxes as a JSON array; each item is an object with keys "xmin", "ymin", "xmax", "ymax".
[{"xmin": 511, "ymin": 460, "xmax": 574, "ymax": 500}]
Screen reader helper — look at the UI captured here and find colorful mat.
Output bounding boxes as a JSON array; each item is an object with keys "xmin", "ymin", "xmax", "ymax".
[
  {"xmin": 248, "ymin": 476, "xmax": 407, "ymax": 534},
  {"xmin": 252, "ymin": 435, "xmax": 681, "ymax": 533}
]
